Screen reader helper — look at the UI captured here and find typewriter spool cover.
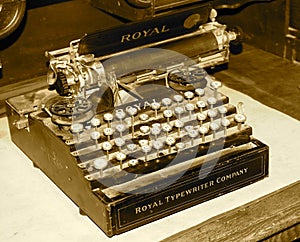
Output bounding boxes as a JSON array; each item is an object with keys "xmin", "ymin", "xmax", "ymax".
[{"xmin": 6, "ymin": 7, "xmax": 268, "ymax": 237}]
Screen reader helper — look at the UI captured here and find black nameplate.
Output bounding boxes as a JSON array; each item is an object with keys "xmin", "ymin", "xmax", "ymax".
[
  {"xmin": 114, "ymin": 143, "xmax": 268, "ymax": 232},
  {"xmin": 78, "ymin": 3, "xmax": 212, "ymax": 57}
]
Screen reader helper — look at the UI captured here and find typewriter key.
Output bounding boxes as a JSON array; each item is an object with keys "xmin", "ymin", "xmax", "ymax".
[
  {"xmin": 207, "ymin": 109, "xmax": 218, "ymax": 122},
  {"xmin": 185, "ymin": 103, "xmax": 195, "ymax": 120},
  {"xmin": 207, "ymin": 97, "xmax": 217, "ymax": 110},
  {"xmin": 139, "ymin": 139, "xmax": 149, "ymax": 147},
  {"xmin": 115, "ymin": 124, "xmax": 126, "ymax": 137},
  {"xmin": 210, "ymin": 121, "xmax": 220, "ymax": 139},
  {"xmin": 196, "ymin": 100, "xmax": 207, "ymax": 113},
  {"xmin": 141, "ymin": 145, "xmax": 151, "ymax": 162},
  {"xmin": 188, "ymin": 130, "xmax": 198, "ymax": 146},
  {"xmin": 184, "ymin": 91, "xmax": 194, "ymax": 102},
  {"xmin": 91, "ymin": 117, "xmax": 101, "ymax": 131},
  {"xmin": 152, "ymin": 140, "xmax": 163, "ymax": 156},
  {"xmin": 115, "ymin": 152, "xmax": 126, "ymax": 169},
  {"xmin": 128, "ymin": 159, "xmax": 139, "ymax": 167},
  {"xmin": 174, "ymin": 120, "xmax": 184, "ymax": 136},
  {"xmin": 102, "ymin": 141, "xmax": 112, "ymax": 159},
  {"xmin": 221, "ymin": 118, "xmax": 231, "ymax": 135},
  {"xmin": 93, "ymin": 158, "xmax": 108, "ymax": 177},
  {"xmin": 114, "ymin": 137, "xmax": 125, "ymax": 151},
  {"xmin": 162, "ymin": 123, "xmax": 172, "ymax": 137},
  {"xmin": 162, "ymin": 98, "xmax": 172, "ymax": 108},
  {"xmin": 195, "ymin": 88, "xmax": 205, "ymax": 100},
  {"xmin": 103, "ymin": 127, "xmax": 114, "ymax": 141},
  {"xmin": 210, "ymin": 80, "xmax": 222, "ymax": 98},
  {"xmin": 199, "ymin": 126, "xmax": 209, "ymax": 142},
  {"xmin": 150, "ymin": 126, "xmax": 161, "ymax": 140},
  {"xmin": 126, "ymin": 106, "xmax": 138, "ymax": 137},
  {"xmin": 165, "ymin": 136, "xmax": 176, "ymax": 153},
  {"xmin": 127, "ymin": 143, "xmax": 137, "ymax": 152},
  {"xmin": 151, "ymin": 102, "xmax": 161, "ymax": 119},
  {"xmin": 139, "ymin": 113, "xmax": 149, "ymax": 122},
  {"xmin": 173, "ymin": 95, "xmax": 184, "ymax": 106},
  {"xmin": 218, "ymin": 106, "xmax": 228, "ymax": 118},
  {"xmin": 197, "ymin": 113, "xmax": 207, "ymax": 126},
  {"xmin": 70, "ymin": 123, "xmax": 84, "ymax": 142},
  {"xmin": 90, "ymin": 131, "xmax": 101, "ymax": 149},
  {"xmin": 176, "ymin": 142, "xmax": 186, "ymax": 152},
  {"xmin": 103, "ymin": 113, "xmax": 113, "ymax": 128},
  {"xmin": 163, "ymin": 110, "xmax": 173, "ymax": 124},
  {"xmin": 115, "ymin": 109, "xmax": 126, "ymax": 124},
  {"xmin": 234, "ymin": 114, "xmax": 246, "ymax": 131},
  {"xmin": 140, "ymin": 125, "xmax": 150, "ymax": 135},
  {"xmin": 174, "ymin": 106, "xmax": 184, "ymax": 120}
]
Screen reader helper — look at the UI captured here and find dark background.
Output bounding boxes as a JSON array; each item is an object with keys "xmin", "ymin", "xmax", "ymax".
[{"xmin": 0, "ymin": 0, "xmax": 299, "ymax": 119}]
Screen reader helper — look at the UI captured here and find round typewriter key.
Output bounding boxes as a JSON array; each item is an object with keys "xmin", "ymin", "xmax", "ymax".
[
  {"xmin": 184, "ymin": 91, "xmax": 194, "ymax": 102},
  {"xmin": 161, "ymin": 97, "xmax": 172, "ymax": 108},
  {"xmin": 210, "ymin": 80, "xmax": 222, "ymax": 98},
  {"xmin": 174, "ymin": 106, "xmax": 184, "ymax": 120},
  {"xmin": 196, "ymin": 100, "xmax": 207, "ymax": 113},
  {"xmin": 93, "ymin": 158, "xmax": 108, "ymax": 177},
  {"xmin": 165, "ymin": 136, "xmax": 176, "ymax": 153},
  {"xmin": 141, "ymin": 145, "xmax": 151, "ymax": 162},
  {"xmin": 207, "ymin": 97, "xmax": 217, "ymax": 109},
  {"xmin": 127, "ymin": 143, "xmax": 137, "ymax": 152},
  {"xmin": 176, "ymin": 142, "xmax": 185, "ymax": 150},
  {"xmin": 207, "ymin": 109, "xmax": 218, "ymax": 122},
  {"xmin": 151, "ymin": 101, "xmax": 161, "ymax": 119},
  {"xmin": 139, "ymin": 113, "xmax": 149, "ymax": 122},
  {"xmin": 140, "ymin": 125, "xmax": 150, "ymax": 134},
  {"xmin": 197, "ymin": 112, "xmax": 207, "ymax": 126},
  {"xmin": 114, "ymin": 137, "xmax": 125, "ymax": 151},
  {"xmin": 103, "ymin": 113, "xmax": 113, "ymax": 128},
  {"xmin": 139, "ymin": 139, "xmax": 149, "ymax": 147},
  {"xmin": 162, "ymin": 123, "xmax": 172, "ymax": 137},
  {"xmin": 150, "ymin": 126, "xmax": 161, "ymax": 140},
  {"xmin": 221, "ymin": 118, "xmax": 231, "ymax": 135},
  {"xmin": 103, "ymin": 127, "xmax": 114, "ymax": 141},
  {"xmin": 115, "ymin": 123, "xmax": 126, "ymax": 137},
  {"xmin": 188, "ymin": 129, "xmax": 198, "ymax": 146},
  {"xmin": 70, "ymin": 123, "xmax": 84, "ymax": 142},
  {"xmin": 115, "ymin": 152, "xmax": 127, "ymax": 169},
  {"xmin": 152, "ymin": 123, "xmax": 161, "ymax": 128},
  {"xmin": 210, "ymin": 121, "xmax": 220, "ymax": 139},
  {"xmin": 126, "ymin": 106, "xmax": 138, "ymax": 137},
  {"xmin": 185, "ymin": 125, "xmax": 194, "ymax": 133},
  {"xmin": 163, "ymin": 109, "xmax": 173, "ymax": 124},
  {"xmin": 185, "ymin": 103, "xmax": 195, "ymax": 120},
  {"xmin": 115, "ymin": 109, "xmax": 126, "ymax": 123},
  {"xmin": 199, "ymin": 126, "xmax": 209, "ymax": 142},
  {"xmin": 174, "ymin": 120, "xmax": 184, "ymax": 136},
  {"xmin": 152, "ymin": 140, "xmax": 163, "ymax": 156},
  {"xmin": 90, "ymin": 117, "xmax": 101, "ymax": 130},
  {"xmin": 218, "ymin": 106, "xmax": 228, "ymax": 118},
  {"xmin": 173, "ymin": 94, "xmax": 184, "ymax": 106},
  {"xmin": 102, "ymin": 141, "xmax": 112, "ymax": 159},
  {"xmin": 195, "ymin": 88, "xmax": 205, "ymax": 100},
  {"xmin": 90, "ymin": 131, "xmax": 101, "ymax": 149},
  {"xmin": 234, "ymin": 113, "xmax": 247, "ymax": 131},
  {"xmin": 128, "ymin": 159, "xmax": 139, "ymax": 167}
]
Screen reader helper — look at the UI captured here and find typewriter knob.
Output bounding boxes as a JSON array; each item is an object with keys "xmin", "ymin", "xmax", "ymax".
[
  {"xmin": 218, "ymin": 106, "xmax": 228, "ymax": 118},
  {"xmin": 115, "ymin": 124, "xmax": 126, "ymax": 137},
  {"xmin": 185, "ymin": 103, "xmax": 195, "ymax": 120},
  {"xmin": 174, "ymin": 106, "xmax": 184, "ymax": 120},
  {"xmin": 70, "ymin": 123, "xmax": 84, "ymax": 142},
  {"xmin": 91, "ymin": 117, "xmax": 101, "ymax": 130},
  {"xmin": 115, "ymin": 137, "xmax": 126, "ymax": 151},
  {"xmin": 115, "ymin": 109, "xmax": 126, "ymax": 123},
  {"xmin": 128, "ymin": 159, "xmax": 139, "ymax": 167},
  {"xmin": 102, "ymin": 141, "xmax": 113, "ymax": 159},
  {"xmin": 207, "ymin": 109, "xmax": 218, "ymax": 122},
  {"xmin": 151, "ymin": 101, "xmax": 161, "ymax": 119},
  {"xmin": 234, "ymin": 114, "xmax": 247, "ymax": 131},
  {"xmin": 176, "ymin": 142, "xmax": 186, "ymax": 151},
  {"xmin": 140, "ymin": 125, "xmax": 150, "ymax": 135},
  {"xmin": 103, "ymin": 113, "xmax": 113, "ymax": 127},
  {"xmin": 173, "ymin": 95, "xmax": 184, "ymax": 106},
  {"xmin": 188, "ymin": 130, "xmax": 198, "ymax": 146},
  {"xmin": 139, "ymin": 113, "xmax": 149, "ymax": 122},
  {"xmin": 103, "ymin": 127, "xmax": 114, "ymax": 141},
  {"xmin": 90, "ymin": 131, "xmax": 101, "ymax": 149},
  {"xmin": 184, "ymin": 91, "xmax": 194, "ymax": 102},
  {"xmin": 197, "ymin": 113, "xmax": 207, "ymax": 126},
  {"xmin": 221, "ymin": 118, "xmax": 231, "ymax": 135},
  {"xmin": 210, "ymin": 121, "xmax": 220, "ymax": 139},
  {"xmin": 127, "ymin": 143, "xmax": 137, "ymax": 152},
  {"xmin": 153, "ymin": 140, "xmax": 163, "ymax": 156},
  {"xmin": 174, "ymin": 120, "xmax": 184, "ymax": 136},
  {"xmin": 141, "ymin": 145, "xmax": 152, "ymax": 162}
]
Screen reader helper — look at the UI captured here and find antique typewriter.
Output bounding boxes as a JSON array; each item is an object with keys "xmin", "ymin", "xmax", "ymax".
[{"xmin": 6, "ymin": 4, "xmax": 268, "ymax": 237}]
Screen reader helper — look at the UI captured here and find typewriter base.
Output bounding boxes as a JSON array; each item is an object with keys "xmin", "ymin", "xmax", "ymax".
[{"xmin": 6, "ymin": 98, "xmax": 268, "ymax": 237}]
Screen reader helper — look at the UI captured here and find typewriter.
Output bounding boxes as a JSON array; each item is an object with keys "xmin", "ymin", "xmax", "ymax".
[{"xmin": 6, "ymin": 5, "xmax": 268, "ymax": 237}]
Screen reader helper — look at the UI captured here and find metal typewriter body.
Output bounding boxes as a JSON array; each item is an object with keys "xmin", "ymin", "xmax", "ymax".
[{"xmin": 6, "ymin": 7, "xmax": 268, "ymax": 237}]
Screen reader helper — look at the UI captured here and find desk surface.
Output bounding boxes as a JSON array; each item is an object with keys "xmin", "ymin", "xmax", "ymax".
[{"xmin": 0, "ymin": 86, "xmax": 299, "ymax": 242}]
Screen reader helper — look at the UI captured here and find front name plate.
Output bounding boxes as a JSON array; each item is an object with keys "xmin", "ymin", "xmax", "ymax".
[{"xmin": 113, "ymin": 142, "xmax": 268, "ymax": 233}]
